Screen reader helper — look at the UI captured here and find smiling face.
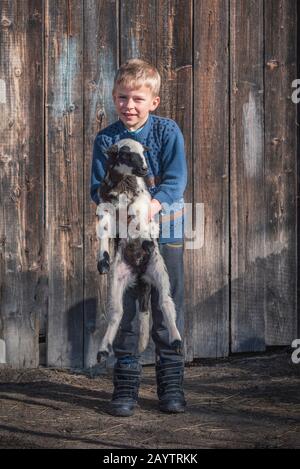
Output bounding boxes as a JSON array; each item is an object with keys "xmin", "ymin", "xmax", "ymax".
[{"xmin": 113, "ymin": 84, "xmax": 160, "ymax": 131}]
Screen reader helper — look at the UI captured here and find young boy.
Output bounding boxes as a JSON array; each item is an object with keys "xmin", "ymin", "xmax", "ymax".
[{"xmin": 90, "ymin": 59, "xmax": 187, "ymax": 416}]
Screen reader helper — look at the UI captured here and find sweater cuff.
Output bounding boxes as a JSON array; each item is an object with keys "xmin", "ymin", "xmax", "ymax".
[{"xmin": 153, "ymin": 190, "xmax": 173, "ymax": 206}]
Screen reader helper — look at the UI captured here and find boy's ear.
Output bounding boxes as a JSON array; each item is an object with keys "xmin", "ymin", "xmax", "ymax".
[
  {"xmin": 150, "ymin": 95, "xmax": 160, "ymax": 111},
  {"xmin": 143, "ymin": 145, "xmax": 150, "ymax": 153},
  {"xmin": 105, "ymin": 144, "xmax": 119, "ymax": 160}
]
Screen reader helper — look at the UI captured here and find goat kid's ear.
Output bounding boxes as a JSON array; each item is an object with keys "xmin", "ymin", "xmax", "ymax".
[
  {"xmin": 143, "ymin": 145, "xmax": 150, "ymax": 153},
  {"xmin": 105, "ymin": 144, "xmax": 119, "ymax": 160},
  {"xmin": 119, "ymin": 145, "xmax": 131, "ymax": 154}
]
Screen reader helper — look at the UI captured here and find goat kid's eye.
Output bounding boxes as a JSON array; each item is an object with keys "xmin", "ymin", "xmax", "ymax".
[{"xmin": 119, "ymin": 154, "xmax": 129, "ymax": 163}]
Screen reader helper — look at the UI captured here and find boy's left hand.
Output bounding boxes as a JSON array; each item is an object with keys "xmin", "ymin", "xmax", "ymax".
[{"xmin": 149, "ymin": 198, "xmax": 162, "ymax": 222}]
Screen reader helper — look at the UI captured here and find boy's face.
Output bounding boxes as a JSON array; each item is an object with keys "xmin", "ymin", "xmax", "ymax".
[{"xmin": 113, "ymin": 84, "xmax": 160, "ymax": 131}]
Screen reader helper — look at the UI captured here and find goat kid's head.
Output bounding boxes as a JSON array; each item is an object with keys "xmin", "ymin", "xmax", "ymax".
[{"xmin": 106, "ymin": 139, "xmax": 149, "ymax": 177}]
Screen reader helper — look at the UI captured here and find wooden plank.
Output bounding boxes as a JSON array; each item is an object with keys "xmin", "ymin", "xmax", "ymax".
[
  {"xmin": 230, "ymin": 0, "xmax": 265, "ymax": 352},
  {"xmin": 192, "ymin": 0, "xmax": 229, "ymax": 358},
  {"xmin": 156, "ymin": 0, "xmax": 192, "ymax": 122},
  {"xmin": 83, "ymin": 0, "xmax": 118, "ymax": 369},
  {"xmin": 45, "ymin": 0, "xmax": 84, "ymax": 368},
  {"xmin": 264, "ymin": 0, "xmax": 297, "ymax": 345},
  {"xmin": 0, "ymin": 0, "xmax": 44, "ymax": 367},
  {"xmin": 298, "ymin": 0, "xmax": 300, "ymax": 341},
  {"xmin": 120, "ymin": 0, "xmax": 156, "ymax": 63}
]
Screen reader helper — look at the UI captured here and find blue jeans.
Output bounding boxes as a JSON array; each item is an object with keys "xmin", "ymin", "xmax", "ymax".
[{"xmin": 113, "ymin": 242, "xmax": 185, "ymax": 363}]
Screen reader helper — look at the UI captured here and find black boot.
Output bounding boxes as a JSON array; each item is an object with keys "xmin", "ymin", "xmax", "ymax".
[
  {"xmin": 156, "ymin": 361, "xmax": 186, "ymax": 413},
  {"xmin": 109, "ymin": 360, "xmax": 142, "ymax": 417}
]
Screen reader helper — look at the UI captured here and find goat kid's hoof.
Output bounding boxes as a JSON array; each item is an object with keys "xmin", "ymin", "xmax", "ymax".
[
  {"xmin": 97, "ymin": 351, "xmax": 107, "ymax": 363},
  {"xmin": 171, "ymin": 340, "xmax": 183, "ymax": 355},
  {"xmin": 142, "ymin": 240, "xmax": 155, "ymax": 255},
  {"xmin": 97, "ymin": 260, "xmax": 110, "ymax": 274},
  {"xmin": 97, "ymin": 345, "xmax": 113, "ymax": 363},
  {"xmin": 97, "ymin": 252, "xmax": 110, "ymax": 274}
]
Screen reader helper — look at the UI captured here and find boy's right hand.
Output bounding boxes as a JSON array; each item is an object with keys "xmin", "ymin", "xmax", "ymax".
[{"xmin": 148, "ymin": 198, "xmax": 162, "ymax": 222}]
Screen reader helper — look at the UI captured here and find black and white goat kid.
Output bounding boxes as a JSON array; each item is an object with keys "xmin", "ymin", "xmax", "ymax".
[{"xmin": 95, "ymin": 139, "xmax": 182, "ymax": 359}]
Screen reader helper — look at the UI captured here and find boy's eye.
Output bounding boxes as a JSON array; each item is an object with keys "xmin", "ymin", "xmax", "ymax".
[{"xmin": 118, "ymin": 96, "xmax": 144, "ymax": 101}]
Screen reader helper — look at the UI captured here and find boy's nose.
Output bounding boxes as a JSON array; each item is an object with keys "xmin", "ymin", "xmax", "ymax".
[{"xmin": 125, "ymin": 99, "xmax": 135, "ymax": 109}]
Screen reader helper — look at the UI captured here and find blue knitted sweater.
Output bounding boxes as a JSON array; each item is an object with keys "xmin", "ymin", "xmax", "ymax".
[{"xmin": 90, "ymin": 114, "xmax": 187, "ymax": 243}]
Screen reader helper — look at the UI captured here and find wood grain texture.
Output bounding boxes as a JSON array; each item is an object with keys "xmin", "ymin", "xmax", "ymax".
[
  {"xmin": 264, "ymin": 0, "xmax": 297, "ymax": 345},
  {"xmin": 45, "ymin": 0, "xmax": 84, "ymax": 368},
  {"xmin": 298, "ymin": 0, "xmax": 300, "ymax": 341},
  {"xmin": 230, "ymin": 0, "xmax": 265, "ymax": 352},
  {"xmin": 191, "ymin": 0, "xmax": 229, "ymax": 358},
  {"xmin": 120, "ymin": 0, "xmax": 156, "ymax": 63},
  {"xmin": 0, "ymin": 0, "xmax": 44, "ymax": 367}
]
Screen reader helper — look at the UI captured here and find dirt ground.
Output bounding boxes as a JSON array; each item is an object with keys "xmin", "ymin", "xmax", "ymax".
[{"xmin": 0, "ymin": 348, "xmax": 299, "ymax": 449}]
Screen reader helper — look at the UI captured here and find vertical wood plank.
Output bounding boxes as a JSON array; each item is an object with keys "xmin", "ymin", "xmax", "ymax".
[
  {"xmin": 264, "ymin": 0, "xmax": 297, "ymax": 345},
  {"xmin": 192, "ymin": 0, "xmax": 229, "ymax": 358},
  {"xmin": 230, "ymin": 0, "xmax": 266, "ymax": 352},
  {"xmin": 0, "ymin": 0, "xmax": 44, "ymax": 367},
  {"xmin": 156, "ymin": 0, "xmax": 192, "ymax": 123},
  {"xmin": 45, "ymin": 0, "xmax": 84, "ymax": 368},
  {"xmin": 84, "ymin": 0, "xmax": 118, "ymax": 368},
  {"xmin": 298, "ymin": 0, "xmax": 300, "ymax": 341},
  {"xmin": 120, "ymin": 0, "xmax": 156, "ymax": 63}
]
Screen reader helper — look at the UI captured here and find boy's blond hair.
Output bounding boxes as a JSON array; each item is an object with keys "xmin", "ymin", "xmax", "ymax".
[{"xmin": 113, "ymin": 59, "xmax": 161, "ymax": 96}]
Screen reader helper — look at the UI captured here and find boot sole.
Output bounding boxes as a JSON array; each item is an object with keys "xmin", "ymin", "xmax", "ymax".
[
  {"xmin": 159, "ymin": 403, "xmax": 186, "ymax": 413},
  {"xmin": 108, "ymin": 405, "xmax": 136, "ymax": 417}
]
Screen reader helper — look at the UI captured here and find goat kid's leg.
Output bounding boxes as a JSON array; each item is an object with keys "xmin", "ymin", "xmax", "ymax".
[
  {"xmin": 146, "ymin": 248, "xmax": 182, "ymax": 354},
  {"xmin": 96, "ymin": 207, "xmax": 114, "ymax": 274},
  {"xmin": 135, "ymin": 241, "xmax": 155, "ymax": 352},
  {"xmin": 97, "ymin": 259, "xmax": 135, "ymax": 361},
  {"xmin": 137, "ymin": 278, "xmax": 152, "ymax": 353}
]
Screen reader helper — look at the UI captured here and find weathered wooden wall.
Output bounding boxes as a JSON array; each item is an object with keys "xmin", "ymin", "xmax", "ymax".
[{"xmin": 0, "ymin": 0, "xmax": 298, "ymax": 368}]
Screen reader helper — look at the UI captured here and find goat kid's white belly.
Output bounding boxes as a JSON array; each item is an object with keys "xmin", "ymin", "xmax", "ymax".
[{"xmin": 96, "ymin": 190, "xmax": 160, "ymax": 241}]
